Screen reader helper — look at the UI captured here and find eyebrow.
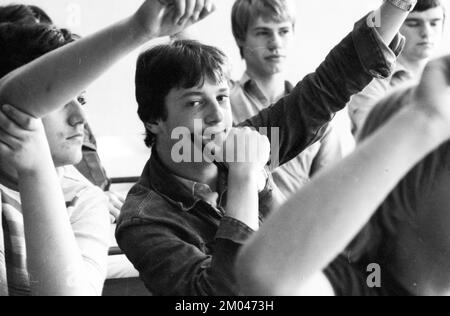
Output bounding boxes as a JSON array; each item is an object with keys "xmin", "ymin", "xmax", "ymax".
[
  {"xmin": 178, "ymin": 88, "xmax": 229, "ymax": 100},
  {"xmin": 178, "ymin": 91, "xmax": 204, "ymax": 99}
]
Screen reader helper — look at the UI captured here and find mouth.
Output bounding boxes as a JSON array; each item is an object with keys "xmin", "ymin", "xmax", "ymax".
[
  {"xmin": 265, "ymin": 55, "xmax": 286, "ymax": 62},
  {"xmin": 417, "ymin": 42, "xmax": 434, "ymax": 48},
  {"xmin": 201, "ymin": 128, "xmax": 228, "ymax": 143}
]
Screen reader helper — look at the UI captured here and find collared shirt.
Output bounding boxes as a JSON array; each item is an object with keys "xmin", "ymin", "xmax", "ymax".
[
  {"xmin": 75, "ymin": 123, "xmax": 110, "ymax": 190},
  {"xmin": 0, "ymin": 166, "xmax": 110, "ymax": 296},
  {"xmin": 231, "ymin": 73, "xmax": 343, "ymax": 199},
  {"xmin": 172, "ymin": 171, "xmax": 228, "ymax": 210},
  {"xmin": 348, "ymin": 60, "xmax": 413, "ymax": 136},
  {"xmin": 116, "ymin": 13, "xmax": 405, "ymax": 296}
]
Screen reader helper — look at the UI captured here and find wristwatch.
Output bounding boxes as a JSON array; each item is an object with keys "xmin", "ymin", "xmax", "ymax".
[{"xmin": 384, "ymin": 0, "xmax": 418, "ymax": 11}]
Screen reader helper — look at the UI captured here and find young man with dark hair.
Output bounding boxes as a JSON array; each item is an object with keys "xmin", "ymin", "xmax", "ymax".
[
  {"xmin": 229, "ymin": 0, "xmax": 343, "ymax": 199},
  {"xmin": 0, "ymin": 22, "xmax": 110, "ymax": 296},
  {"xmin": 115, "ymin": 0, "xmax": 418, "ymax": 296},
  {"xmin": 0, "ymin": 4, "xmax": 52, "ymax": 25},
  {"xmin": 0, "ymin": 0, "xmax": 215, "ymax": 296},
  {"xmin": 348, "ymin": 0, "xmax": 445, "ymax": 135},
  {"xmin": 0, "ymin": 4, "xmax": 123, "ymax": 219}
]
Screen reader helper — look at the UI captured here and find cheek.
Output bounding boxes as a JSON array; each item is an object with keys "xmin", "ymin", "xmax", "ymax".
[{"xmin": 43, "ymin": 120, "xmax": 64, "ymax": 149}]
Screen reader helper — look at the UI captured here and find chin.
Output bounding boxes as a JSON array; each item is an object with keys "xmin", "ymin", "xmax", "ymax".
[{"xmin": 53, "ymin": 151, "xmax": 83, "ymax": 167}]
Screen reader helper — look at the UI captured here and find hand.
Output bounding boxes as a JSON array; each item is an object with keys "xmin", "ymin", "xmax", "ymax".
[
  {"xmin": 105, "ymin": 191, "xmax": 125, "ymax": 223},
  {"xmin": 0, "ymin": 104, "xmax": 51, "ymax": 174},
  {"xmin": 224, "ymin": 127, "xmax": 271, "ymax": 175},
  {"xmin": 415, "ymin": 56, "xmax": 450, "ymax": 138},
  {"xmin": 133, "ymin": 0, "xmax": 215, "ymax": 39}
]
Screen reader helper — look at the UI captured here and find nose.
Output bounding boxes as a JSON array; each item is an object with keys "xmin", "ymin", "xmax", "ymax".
[
  {"xmin": 268, "ymin": 33, "xmax": 283, "ymax": 51},
  {"xmin": 67, "ymin": 99, "xmax": 86, "ymax": 127},
  {"xmin": 204, "ymin": 99, "xmax": 224, "ymax": 126},
  {"xmin": 420, "ymin": 23, "xmax": 433, "ymax": 38}
]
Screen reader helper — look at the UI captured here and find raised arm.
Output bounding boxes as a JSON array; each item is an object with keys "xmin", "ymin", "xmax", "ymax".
[
  {"xmin": 236, "ymin": 56, "xmax": 450, "ymax": 296},
  {"xmin": 0, "ymin": 0, "xmax": 215, "ymax": 118},
  {"xmin": 375, "ymin": 0, "xmax": 416, "ymax": 44},
  {"xmin": 241, "ymin": 0, "xmax": 414, "ymax": 168}
]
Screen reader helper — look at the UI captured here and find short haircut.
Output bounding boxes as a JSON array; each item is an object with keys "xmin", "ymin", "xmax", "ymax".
[
  {"xmin": 346, "ymin": 87, "xmax": 450, "ymax": 265},
  {"xmin": 413, "ymin": 0, "xmax": 444, "ymax": 12},
  {"xmin": 135, "ymin": 40, "xmax": 228, "ymax": 147},
  {"xmin": 231, "ymin": 0, "xmax": 296, "ymax": 57},
  {"xmin": 0, "ymin": 4, "xmax": 52, "ymax": 25},
  {"xmin": 0, "ymin": 23, "xmax": 73, "ymax": 79}
]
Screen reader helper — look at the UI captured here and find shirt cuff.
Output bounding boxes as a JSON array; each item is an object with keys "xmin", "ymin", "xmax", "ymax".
[
  {"xmin": 215, "ymin": 216, "xmax": 255, "ymax": 245},
  {"xmin": 384, "ymin": 0, "xmax": 418, "ymax": 12},
  {"xmin": 352, "ymin": 12, "xmax": 405, "ymax": 79}
]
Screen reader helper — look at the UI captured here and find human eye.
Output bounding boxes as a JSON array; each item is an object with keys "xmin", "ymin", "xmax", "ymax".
[
  {"xmin": 77, "ymin": 93, "xmax": 87, "ymax": 106},
  {"xmin": 217, "ymin": 94, "xmax": 230, "ymax": 103},
  {"xmin": 280, "ymin": 28, "xmax": 291, "ymax": 35},
  {"xmin": 187, "ymin": 99, "xmax": 204, "ymax": 107},
  {"xmin": 256, "ymin": 30, "xmax": 270, "ymax": 37},
  {"xmin": 405, "ymin": 21, "xmax": 420, "ymax": 27}
]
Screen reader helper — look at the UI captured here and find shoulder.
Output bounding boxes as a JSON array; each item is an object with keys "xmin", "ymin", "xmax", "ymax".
[
  {"xmin": 59, "ymin": 166, "xmax": 108, "ymax": 222},
  {"xmin": 117, "ymin": 181, "xmax": 181, "ymax": 230}
]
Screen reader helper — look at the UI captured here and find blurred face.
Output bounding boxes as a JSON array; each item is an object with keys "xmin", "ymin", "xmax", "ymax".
[
  {"xmin": 152, "ymin": 78, "xmax": 233, "ymax": 161},
  {"xmin": 400, "ymin": 7, "xmax": 445, "ymax": 61},
  {"xmin": 241, "ymin": 17, "xmax": 294, "ymax": 77},
  {"xmin": 43, "ymin": 95, "xmax": 86, "ymax": 167}
]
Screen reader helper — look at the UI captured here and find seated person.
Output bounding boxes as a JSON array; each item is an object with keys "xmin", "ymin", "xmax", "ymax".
[
  {"xmin": 230, "ymin": 0, "xmax": 343, "ymax": 199},
  {"xmin": 0, "ymin": 0, "xmax": 215, "ymax": 295},
  {"xmin": 0, "ymin": 3, "xmax": 122, "ymax": 220},
  {"xmin": 0, "ymin": 23, "xmax": 110, "ymax": 296},
  {"xmin": 348, "ymin": 0, "xmax": 445, "ymax": 135},
  {"xmin": 115, "ymin": 0, "xmax": 416, "ymax": 296},
  {"xmin": 236, "ymin": 56, "xmax": 450, "ymax": 296}
]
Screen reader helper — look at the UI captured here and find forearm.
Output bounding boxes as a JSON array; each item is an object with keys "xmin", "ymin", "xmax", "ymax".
[
  {"xmin": 0, "ymin": 16, "xmax": 149, "ymax": 118},
  {"xmin": 238, "ymin": 105, "xmax": 448, "ymax": 296},
  {"xmin": 19, "ymin": 159, "xmax": 93, "ymax": 295},
  {"xmin": 374, "ymin": 1, "xmax": 413, "ymax": 45},
  {"xmin": 226, "ymin": 170, "xmax": 260, "ymax": 231}
]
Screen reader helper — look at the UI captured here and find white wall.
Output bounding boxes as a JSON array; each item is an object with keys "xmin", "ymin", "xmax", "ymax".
[{"xmin": 2, "ymin": 0, "xmax": 450, "ymax": 141}]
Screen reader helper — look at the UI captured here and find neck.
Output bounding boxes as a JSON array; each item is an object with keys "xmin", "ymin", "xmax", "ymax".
[
  {"xmin": 390, "ymin": 226, "xmax": 450, "ymax": 296},
  {"xmin": 398, "ymin": 54, "xmax": 429, "ymax": 79},
  {"xmin": 246, "ymin": 68, "xmax": 286, "ymax": 104},
  {"xmin": 155, "ymin": 143, "xmax": 219, "ymax": 189}
]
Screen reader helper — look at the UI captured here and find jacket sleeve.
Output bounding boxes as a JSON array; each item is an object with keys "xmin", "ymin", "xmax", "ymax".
[
  {"xmin": 240, "ymin": 13, "xmax": 404, "ymax": 168},
  {"xmin": 116, "ymin": 215, "xmax": 254, "ymax": 296}
]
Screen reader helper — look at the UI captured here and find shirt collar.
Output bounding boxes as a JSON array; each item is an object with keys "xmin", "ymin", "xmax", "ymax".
[
  {"xmin": 146, "ymin": 149, "xmax": 228, "ymax": 212},
  {"xmin": 240, "ymin": 72, "xmax": 294, "ymax": 105},
  {"xmin": 390, "ymin": 60, "xmax": 413, "ymax": 86}
]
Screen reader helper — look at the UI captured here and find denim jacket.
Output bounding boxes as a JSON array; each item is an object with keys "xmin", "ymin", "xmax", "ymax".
[{"xmin": 116, "ymin": 14, "xmax": 404, "ymax": 296}]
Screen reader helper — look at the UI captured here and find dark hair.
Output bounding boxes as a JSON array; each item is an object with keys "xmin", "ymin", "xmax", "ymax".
[
  {"xmin": 0, "ymin": 4, "xmax": 52, "ymax": 25},
  {"xmin": 413, "ymin": 0, "xmax": 444, "ymax": 12},
  {"xmin": 0, "ymin": 23, "xmax": 74, "ymax": 79},
  {"xmin": 346, "ymin": 87, "xmax": 450, "ymax": 266},
  {"xmin": 136, "ymin": 40, "xmax": 228, "ymax": 147}
]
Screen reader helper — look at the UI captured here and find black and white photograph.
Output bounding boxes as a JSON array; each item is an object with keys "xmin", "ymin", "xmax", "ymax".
[{"xmin": 0, "ymin": 0, "xmax": 450, "ymax": 300}]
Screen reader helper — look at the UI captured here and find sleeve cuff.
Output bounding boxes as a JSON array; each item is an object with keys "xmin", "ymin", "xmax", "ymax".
[
  {"xmin": 215, "ymin": 216, "xmax": 255, "ymax": 245},
  {"xmin": 352, "ymin": 12, "xmax": 405, "ymax": 79}
]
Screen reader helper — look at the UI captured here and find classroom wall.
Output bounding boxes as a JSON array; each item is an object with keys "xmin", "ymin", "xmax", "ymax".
[{"xmin": 1, "ymin": 0, "xmax": 450, "ymax": 141}]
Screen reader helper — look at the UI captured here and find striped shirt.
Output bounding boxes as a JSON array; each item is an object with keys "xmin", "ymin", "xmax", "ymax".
[{"xmin": 0, "ymin": 166, "xmax": 110, "ymax": 296}]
